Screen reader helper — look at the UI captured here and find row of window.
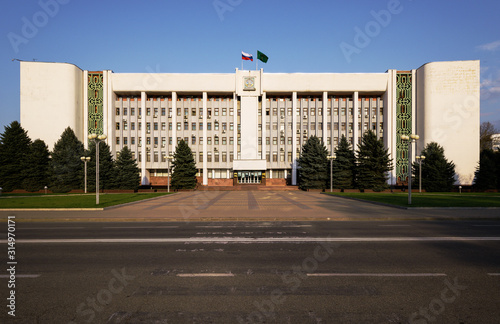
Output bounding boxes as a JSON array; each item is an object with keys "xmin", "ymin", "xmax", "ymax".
[
  {"xmin": 115, "ymin": 121, "xmax": 384, "ymax": 132},
  {"xmin": 116, "ymin": 135, "xmax": 374, "ymax": 148},
  {"xmin": 114, "ymin": 107, "xmax": 384, "ymax": 118},
  {"xmin": 115, "ymin": 107, "xmax": 235, "ymax": 117},
  {"xmin": 134, "ymin": 151, "xmax": 296, "ymax": 164},
  {"xmin": 115, "ymin": 121, "xmax": 237, "ymax": 132}
]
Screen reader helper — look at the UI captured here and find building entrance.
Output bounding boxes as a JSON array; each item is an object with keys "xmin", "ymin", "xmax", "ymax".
[{"xmin": 237, "ymin": 171, "xmax": 262, "ymax": 184}]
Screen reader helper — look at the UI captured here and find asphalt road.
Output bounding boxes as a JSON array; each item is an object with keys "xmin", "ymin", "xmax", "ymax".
[{"xmin": 1, "ymin": 221, "xmax": 500, "ymax": 323}]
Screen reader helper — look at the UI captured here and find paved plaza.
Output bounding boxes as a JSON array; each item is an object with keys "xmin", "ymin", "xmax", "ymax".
[{"xmin": 2, "ymin": 191, "xmax": 499, "ymax": 222}]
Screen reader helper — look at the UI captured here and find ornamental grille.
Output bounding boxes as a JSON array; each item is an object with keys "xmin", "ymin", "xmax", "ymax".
[
  {"xmin": 396, "ymin": 72, "xmax": 412, "ymax": 184},
  {"xmin": 88, "ymin": 72, "xmax": 104, "ymax": 136}
]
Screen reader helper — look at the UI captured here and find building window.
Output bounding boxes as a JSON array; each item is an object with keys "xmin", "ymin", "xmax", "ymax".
[
  {"xmin": 131, "ymin": 122, "xmax": 135, "ymax": 131},
  {"xmin": 123, "ymin": 137, "xmax": 128, "ymax": 145},
  {"xmin": 222, "ymin": 152, "xmax": 227, "ymax": 162},
  {"xmin": 207, "ymin": 137, "xmax": 212, "ymax": 145},
  {"xmin": 207, "ymin": 123, "xmax": 212, "ymax": 131},
  {"xmin": 229, "ymin": 137, "xmax": 234, "ymax": 145},
  {"xmin": 192, "ymin": 122, "xmax": 196, "ymax": 131},
  {"xmin": 116, "ymin": 137, "xmax": 120, "ymax": 145},
  {"xmin": 116, "ymin": 122, "xmax": 120, "ymax": 130},
  {"xmin": 131, "ymin": 137, "xmax": 135, "ymax": 145},
  {"xmin": 222, "ymin": 108, "xmax": 227, "ymax": 116},
  {"xmin": 154, "ymin": 122, "xmax": 158, "ymax": 131},
  {"xmin": 199, "ymin": 152, "xmax": 203, "ymax": 162},
  {"xmin": 192, "ymin": 108, "xmax": 196, "ymax": 116},
  {"xmin": 116, "ymin": 108, "xmax": 120, "ymax": 116},
  {"xmin": 177, "ymin": 122, "xmax": 181, "ymax": 131},
  {"xmin": 214, "ymin": 136, "xmax": 219, "ymax": 145},
  {"xmin": 214, "ymin": 108, "xmax": 219, "ymax": 116},
  {"xmin": 162, "ymin": 108, "xmax": 166, "ymax": 116},
  {"xmin": 207, "ymin": 153, "xmax": 212, "ymax": 162},
  {"xmin": 124, "ymin": 121, "xmax": 128, "ymax": 131},
  {"xmin": 222, "ymin": 137, "xmax": 227, "ymax": 145},
  {"xmin": 162, "ymin": 122, "xmax": 166, "ymax": 131},
  {"xmin": 214, "ymin": 153, "xmax": 219, "ymax": 162},
  {"xmin": 199, "ymin": 122, "xmax": 203, "ymax": 130},
  {"xmin": 192, "ymin": 136, "xmax": 196, "ymax": 145}
]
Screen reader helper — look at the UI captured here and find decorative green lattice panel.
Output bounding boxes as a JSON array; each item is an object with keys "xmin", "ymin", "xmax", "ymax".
[
  {"xmin": 88, "ymin": 72, "xmax": 104, "ymax": 136},
  {"xmin": 396, "ymin": 72, "xmax": 412, "ymax": 184}
]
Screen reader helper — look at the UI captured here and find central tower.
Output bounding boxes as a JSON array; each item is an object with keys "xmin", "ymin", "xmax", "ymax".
[{"xmin": 233, "ymin": 69, "xmax": 267, "ymax": 184}]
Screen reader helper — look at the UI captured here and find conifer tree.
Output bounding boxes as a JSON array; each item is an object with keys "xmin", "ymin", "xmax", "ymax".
[
  {"xmin": 22, "ymin": 139, "xmax": 50, "ymax": 192},
  {"xmin": 356, "ymin": 130, "xmax": 392, "ymax": 191},
  {"xmin": 50, "ymin": 127, "xmax": 84, "ymax": 193},
  {"xmin": 298, "ymin": 136, "xmax": 328, "ymax": 190},
  {"xmin": 114, "ymin": 146, "xmax": 140, "ymax": 190},
  {"xmin": 171, "ymin": 139, "xmax": 197, "ymax": 189},
  {"xmin": 86, "ymin": 140, "xmax": 115, "ymax": 191},
  {"xmin": 473, "ymin": 149, "xmax": 498, "ymax": 190},
  {"xmin": 413, "ymin": 142, "xmax": 456, "ymax": 192},
  {"xmin": 0, "ymin": 121, "xmax": 32, "ymax": 192},
  {"xmin": 331, "ymin": 135, "xmax": 356, "ymax": 190}
]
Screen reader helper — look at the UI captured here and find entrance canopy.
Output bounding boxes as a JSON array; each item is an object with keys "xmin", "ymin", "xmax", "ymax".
[{"xmin": 232, "ymin": 159, "xmax": 267, "ymax": 171}]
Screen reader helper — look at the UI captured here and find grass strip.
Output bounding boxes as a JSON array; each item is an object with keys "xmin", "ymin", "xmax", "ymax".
[
  {"xmin": 0, "ymin": 193, "xmax": 171, "ymax": 209},
  {"xmin": 325, "ymin": 192, "xmax": 500, "ymax": 208}
]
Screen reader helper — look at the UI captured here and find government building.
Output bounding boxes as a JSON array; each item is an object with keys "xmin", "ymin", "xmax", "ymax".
[{"xmin": 20, "ymin": 60, "xmax": 480, "ymax": 187}]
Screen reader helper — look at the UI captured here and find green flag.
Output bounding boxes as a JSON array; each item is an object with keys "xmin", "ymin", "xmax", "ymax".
[{"xmin": 257, "ymin": 51, "xmax": 268, "ymax": 63}]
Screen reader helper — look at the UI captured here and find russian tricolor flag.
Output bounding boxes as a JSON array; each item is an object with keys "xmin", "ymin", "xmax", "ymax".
[{"xmin": 242, "ymin": 51, "xmax": 253, "ymax": 61}]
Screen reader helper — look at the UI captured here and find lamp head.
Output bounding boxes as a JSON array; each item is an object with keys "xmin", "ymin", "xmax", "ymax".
[{"xmin": 88, "ymin": 133, "xmax": 97, "ymax": 140}]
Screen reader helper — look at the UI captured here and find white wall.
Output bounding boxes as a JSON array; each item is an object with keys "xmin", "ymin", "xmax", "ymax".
[
  {"xmin": 20, "ymin": 61, "xmax": 84, "ymax": 149},
  {"xmin": 416, "ymin": 60, "xmax": 480, "ymax": 185}
]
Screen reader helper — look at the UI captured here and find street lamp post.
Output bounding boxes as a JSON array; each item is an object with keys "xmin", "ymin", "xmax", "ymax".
[
  {"xmin": 415, "ymin": 155, "xmax": 426, "ymax": 193},
  {"xmin": 401, "ymin": 134, "xmax": 419, "ymax": 205},
  {"xmin": 327, "ymin": 155, "xmax": 335, "ymax": 192},
  {"xmin": 167, "ymin": 155, "xmax": 174, "ymax": 193},
  {"xmin": 80, "ymin": 156, "xmax": 91, "ymax": 193},
  {"xmin": 88, "ymin": 133, "xmax": 107, "ymax": 204}
]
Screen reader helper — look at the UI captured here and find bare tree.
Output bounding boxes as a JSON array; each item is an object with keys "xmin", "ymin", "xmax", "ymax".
[{"xmin": 480, "ymin": 121, "xmax": 499, "ymax": 151}]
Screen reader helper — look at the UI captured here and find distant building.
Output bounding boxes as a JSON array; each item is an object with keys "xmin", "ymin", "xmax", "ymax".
[
  {"xmin": 20, "ymin": 60, "xmax": 480, "ymax": 186},
  {"xmin": 492, "ymin": 134, "xmax": 500, "ymax": 151}
]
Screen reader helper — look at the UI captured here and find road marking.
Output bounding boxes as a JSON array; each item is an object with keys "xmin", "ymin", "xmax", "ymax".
[
  {"xmin": 378, "ymin": 225, "xmax": 411, "ymax": 227},
  {"xmin": 5, "ymin": 236, "xmax": 500, "ymax": 244},
  {"xmin": 487, "ymin": 273, "xmax": 500, "ymax": 276},
  {"xmin": 307, "ymin": 273, "xmax": 446, "ymax": 277},
  {"xmin": 102, "ymin": 226, "xmax": 179, "ymax": 229},
  {"xmin": 194, "ymin": 225, "xmax": 312, "ymax": 228},
  {"xmin": 177, "ymin": 273, "xmax": 234, "ymax": 277},
  {"xmin": 0, "ymin": 274, "xmax": 40, "ymax": 278},
  {"xmin": 21, "ymin": 227, "xmax": 85, "ymax": 230},
  {"xmin": 473, "ymin": 225, "xmax": 500, "ymax": 227}
]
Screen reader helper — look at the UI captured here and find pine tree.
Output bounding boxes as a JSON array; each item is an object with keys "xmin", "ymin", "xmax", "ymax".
[
  {"xmin": 331, "ymin": 135, "xmax": 356, "ymax": 189},
  {"xmin": 114, "ymin": 146, "xmax": 140, "ymax": 190},
  {"xmin": 298, "ymin": 136, "xmax": 328, "ymax": 190},
  {"xmin": 356, "ymin": 130, "xmax": 392, "ymax": 191},
  {"xmin": 22, "ymin": 139, "xmax": 50, "ymax": 192},
  {"xmin": 0, "ymin": 121, "xmax": 32, "ymax": 192},
  {"xmin": 473, "ymin": 149, "xmax": 499, "ymax": 190},
  {"xmin": 413, "ymin": 142, "xmax": 456, "ymax": 192},
  {"xmin": 50, "ymin": 127, "xmax": 85, "ymax": 193},
  {"xmin": 86, "ymin": 140, "xmax": 115, "ymax": 191},
  {"xmin": 171, "ymin": 139, "xmax": 197, "ymax": 189}
]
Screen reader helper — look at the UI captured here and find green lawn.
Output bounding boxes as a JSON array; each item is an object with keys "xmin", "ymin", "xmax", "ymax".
[
  {"xmin": 0, "ymin": 193, "xmax": 171, "ymax": 209},
  {"xmin": 325, "ymin": 192, "xmax": 500, "ymax": 208}
]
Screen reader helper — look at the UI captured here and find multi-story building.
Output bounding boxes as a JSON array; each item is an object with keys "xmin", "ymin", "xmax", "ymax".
[{"xmin": 20, "ymin": 60, "xmax": 480, "ymax": 187}]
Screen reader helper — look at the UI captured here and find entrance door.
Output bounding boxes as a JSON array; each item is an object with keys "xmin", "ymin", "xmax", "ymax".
[{"xmin": 237, "ymin": 171, "xmax": 262, "ymax": 184}]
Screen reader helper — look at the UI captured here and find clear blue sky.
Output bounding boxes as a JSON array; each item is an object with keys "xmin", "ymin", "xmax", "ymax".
[{"xmin": 1, "ymin": 0, "xmax": 500, "ymax": 133}]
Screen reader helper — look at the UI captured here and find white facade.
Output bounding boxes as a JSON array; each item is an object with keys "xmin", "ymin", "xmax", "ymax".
[{"xmin": 20, "ymin": 60, "xmax": 480, "ymax": 186}]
